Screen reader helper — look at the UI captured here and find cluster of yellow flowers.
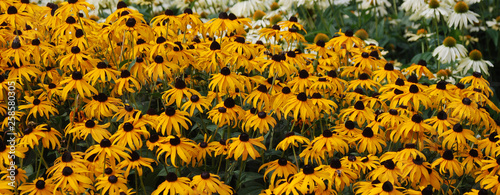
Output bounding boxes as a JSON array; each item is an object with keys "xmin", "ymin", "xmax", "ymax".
[{"xmin": 0, "ymin": 0, "xmax": 499, "ymax": 195}]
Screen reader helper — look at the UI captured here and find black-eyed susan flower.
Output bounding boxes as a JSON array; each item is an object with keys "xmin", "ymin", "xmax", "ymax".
[
  {"xmin": 19, "ymin": 125, "xmax": 45, "ymax": 149},
  {"xmin": 163, "ymin": 78, "xmax": 200, "ymax": 107},
  {"xmin": 95, "ymin": 173, "xmax": 128, "ymax": 195},
  {"xmin": 117, "ymin": 150, "xmax": 155, "ymax": 177},
  {"xmin": 156, "ymin": 106, "xmax": 191, "ymax": 136},
  {"xmin": 60, "ymin": 71, "xmax": 98, "ymax": 100},
  {"xmin": 245, "ymin": 84, "xmax": 272, "ymax": 110},
  {"xmin": 113, "ymin": 104, "xmax": 136, "ymax": 122},
  {"xmin": 479, "ymin": 132, "xmax": 499, "ymax": 157},
  {"xmin": 227, "ymin": 133, "xmax": 266, "ymax": 161},
  {"xmin": 320, "ymin": 158, "xmax": 358, "ymax": 191},
  {"xmin": 462, "ymin": 148, "xmax": 483, "ymax": 175},
  {"xmin": 340, "ymin": 101, "xmax": 375, "ymax": 126},
  {"xmin": 110, "ymin": 115, "xmax": 150, "ymax": 150},
  {"xmin": 197, "ymin": 41, "xmax": 229, "ymax": 73},
  {"xmin": 191, "ymin": 171, "xmax": 233, "ymax": 195},
  {"xmin": 391, "ymin": 84, "xmax": 431, "ymax": 110},
  {"xmin": 113, "ymin": 69, "xmax": 141, "ymax": 96},
  {"xmin": 447, "ymin": 97, "xmax": 480, "ymax": 124},
  {"xmin": 146, "ymin": 55, "xmax": 178, "ymax": 83},
  {"xmin": 6, "ymin": 61, "xmax": 41, "ymax": 84},
  {"xmin": 311, "ymin": 129, "xmax": 349, "ymax": 156},
  {"xmin": 18, "ymin": 177, "xmax": 57, "ymax": 195},
  {"xmin": 47, "ymin": 151, "xmax": 87, "ymax": 177},
  {"xmin": 19, "ymin": 96, "xmax": 58, "ymax": 119},
  {"xmin": 85, "ymin": 138, "xmax": 131, "ymax": 168},
  {"xmin": 288, "ymin": 165, "xmax": 330, "ymax": 194},
  {"xmin": 355, "ymin": 127, "xmax": 386, "ymax": 154},
  {"xmin": 347, "ymin": 73, "xmax": 380, "ymax": 91},
  {"xmin": 403, "ymin": 60, "xmax": 435, "ymax": 79},
  {"xmin": 181, "ymin": 94, "xmax": 211, "ymax": 117},
  {"xmin": 327, "ymin": 29, "xmax": 364, "ymax": 51},
  {"xmin": 373, "ymin": 63, "xmax": 405, "ymax": 83},
  {"xmin": 369, "ymin": 160, "xmax": 402, "ymax": 184},
  {"xmin": 431, "ymin": 149, "xmax": 464, "ymax": 176},
  {"xmin": 400, "ymin": 155, "xmax": 432, "ymax": 188},
  {"xmin": 283, "ymin": 92, "xmax": 317, "ymax": 121},
  {"xmin": 394, "ymin": 143, "xmax": 426, "ymax": 162},
  {"xmin": 208, "ymin": 67, "xmax": 244, "ymax": 93},
  {"xmin": 391, "ymin": 114, "xmax": 433, "ymax": 146},
  {"xmin": 243, "ymin": 111, "xmax": 276, "ymax": 134},
  {"xmin": 369, "ymin": 181, "xmax": 405, "ymax": 195},
  {"xmin": 36, "ymin": 124, "xmax": 62, "ymax": 150},
  {"xmin": 152, "ymin": 172, "xmax": 193, "ymax": 195},
  {"xmin": 67, "ymin": 119, "xmax": 111, "ymax": 142},
  {"xmin": 207, "ymin": 97, "xmax": 245, "ymax": 128},
  {"xmin": 83, "ymin": 93, "xmax": 122, "ymax": 120},
  {"xmin": 275, "ymin": 132, "xmax": 310, "ymax": 151},
  {"xmin": 259, "ymin": 158, "xmax": 298, "ymax": 184},
  {"xmin": 156, "ymin": 135, "xmax": 197, "ymax": 167},
  {"xmin": 440, "ymin": 123, "xmax": 477, "ymax": 149},
  {"xmin": 425, "ymin": 110, "xmax": 458, "ymax": 135},
  {"xmin": 48, "ymin": 166, "xmax": 92, "ymax": 194}
]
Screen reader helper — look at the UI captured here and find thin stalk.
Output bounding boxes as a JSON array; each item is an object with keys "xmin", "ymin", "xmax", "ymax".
[{"xmin": 292, "ymin": 146, "xmax": 300, "ymax": 171}]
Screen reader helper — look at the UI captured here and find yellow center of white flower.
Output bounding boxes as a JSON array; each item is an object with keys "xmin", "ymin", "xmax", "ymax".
[
  {"xmin": 454, "ymin": 1, "xmax": 469, "ymax": 13},
  {"xmin": 429, "ymin": 0, "xmax": 440, "ymax": 9},
  {"xmin": 443, "ymin": 36, "xmax": 457, "ymax": 47},
  {"xmin": 270, "ymin": 2, "xmax": 280, "ymax": 11},
  {"xmin": 469, "ymin": 49, "xmax": 483, "ymax": 61},
  {"xmin": 355, "ymin": 29, "xmax": 369, "ymax": 40},
  {"xmin": 253, "ymin": 10, "xmax": 266, "ymax": 21},
  {"xmin": 416, "ymin": 29, "xmax": 428, "ymax": 35},
  {"xmin": 269, "ymin": 15, "xmax": 282, "ymax": 25},
  {"xmin": 314, "ymin": 33, "xmax": 330, "ymax": 43},
  {"xmin": 436, "ymin": 69, "xmax": 451, "ymax": 77}
]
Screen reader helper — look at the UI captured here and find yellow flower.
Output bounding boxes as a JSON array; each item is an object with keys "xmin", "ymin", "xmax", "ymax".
[
  {"xmin": 60, "ymin": 71, "xmax": 98, "ymax": 100},
  {"xmin": 227, "ymin": 133, "xmax": 266, "ymax": 161},
  {"xmin": 156, "ymin": 106, "xmax": 192, "ymax": 136}
]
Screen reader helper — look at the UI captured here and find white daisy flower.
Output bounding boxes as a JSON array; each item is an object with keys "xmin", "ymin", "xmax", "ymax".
[
  {"xmin": 431, "ymin": 68, "xmax": 462, "ymax": 84},
  {"xmin": 401, "ymin": 0, "xmax": 426, "ymax": 12},
  {"xmin": 359, "ymin": 0, "xmax": 391, "ymax": 17},
  {"xmin": 486, "ymin": 16, "xmax": 500, "ymax": 31},
  {"xmin": 468, "ymin": 21, "xmax": 487, "ymax": 32},
  {"xmin": 419, "ymin": 0, "xmax": 451, "ymax": 21},
  {"xmin": 404, "ymin": 29, "xmax": 434, "ymax": 42},
  {"xmin": 447, "ymin": 1, "xmax": 479, "ymax": 29},
  {"xmin": 432, "ymin": 36, "xmax": 468, "ymax": 64},
  {"xmin": 229, "ymin": 0, "xmax": 266, "ymax": 17},
  {"xmin": 457, "ymin": 49, "xmax": 494, "ymax": 76}
]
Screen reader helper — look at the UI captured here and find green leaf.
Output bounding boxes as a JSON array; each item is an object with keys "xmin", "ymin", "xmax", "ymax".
[
  {"xmin": 127, "ymin": 58, "xmax": 136, "ymax": 71},
  {"xmin": 238, "ymin": 181, "xmax": 265, "ymax": 195},
  {"xmin": 486, "ymin": 29, "xmax": 499, "ymax": 47}
]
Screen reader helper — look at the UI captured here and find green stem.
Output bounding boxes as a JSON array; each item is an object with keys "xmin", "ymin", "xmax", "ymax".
[{"xmin": 292, "ymin": 146, "xmax": 300, "ymax": 171}]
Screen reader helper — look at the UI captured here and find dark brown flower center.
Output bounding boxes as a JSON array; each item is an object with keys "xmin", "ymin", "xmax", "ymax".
[
  {"xmin": 100, "ymin": 139, "xmax": 112, "ymax": 148},
  {"xmin": 442, "ymin": 150, "xmax": 454, "ymax": 160},
  {"xmin": 62, "ymin": 167, "xmax": 73, "ymax": 176},
  {"xmin": 382, "ymin": 181, "xmax": 394, "ymax": 192},
  {"xmin": 453, "ymin": 123, "xmax": 463, "ymax": 132},
  {"xmin": 62, "ymin": 151, "xmax": 73, "ymax": 162},
  {"xmin": 354, "ymin": 101, "xmax": 365, "ymax": 110},
  {"xmin": 123, "ymin": 122, "xmax": 134, "ymax": 132},
  {"xmin": 72, "ymin": 71, "xmax": 83, "ymax": 80},
  {"xmin": 303, "ymin": 165, "xmax": 315, "ymax": 174},
  {"xmin": 278, "ymin": 158, "xmax": 288, "ymax": 166},
  {"xmin": 169, "ymin": 135, "xmax": 181, "ymax": 146},
  {"xmin": 165, "ymin": 107, "xmax": 176, "ymax": 116},
  {"xmin": 35, "ymin": 180, "xmax": 46, "ymax": 189},
  {"xmin": 330, "ymin": 158, "xmax": 341, "ymax": 169}
]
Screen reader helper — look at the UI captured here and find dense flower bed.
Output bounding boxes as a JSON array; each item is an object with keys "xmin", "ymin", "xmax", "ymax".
[{"xmin": 0, "ymin": 0, "xmax": 500, "ymax": 194}]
